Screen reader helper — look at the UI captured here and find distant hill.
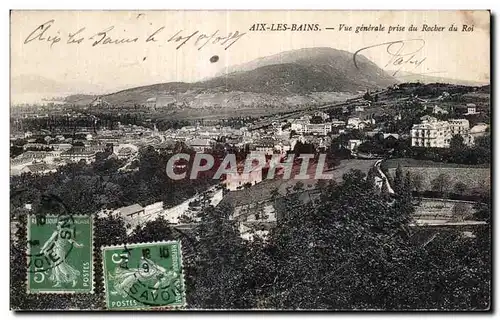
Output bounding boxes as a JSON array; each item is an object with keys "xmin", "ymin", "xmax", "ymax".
[
  {"xmin": 393, "ymin": 71, "xmax": 489, "ymax": 87},
  {"xmin": 11, "ymin": 74, "xmax": 105, "ymax": 104},
  {"xmin": 91, "ymin": 47, "xmax": 398, "ymax": 109},
  {"xmin": 211, "ymin": 47, "xmax": 398, "ymax": 93},
  {"xmin": 64, "ymin": 94, "xmax": 97, "ymax": 105}
]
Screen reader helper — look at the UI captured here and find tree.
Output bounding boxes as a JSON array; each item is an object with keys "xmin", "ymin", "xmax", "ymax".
[
  {"xmin": 262, "ymin": 170, "xmax": 415, "ymax": 309},
  {"xmin": 187, "ymin": 204, "xmax": 256, "ymax": 308},
  {"xmin": 310, "ymin": 115, "xmax": 324, "ymax": 124},
  {"xmin": 473, "ymin": 135, "xmax": 491, "ymax": 164},
  {"xmin": 403, "ymin": 171, "xmax": 413, "ymax": 196},
  {"xmin": 449, "ymin": 134, "xmax": 467, "ymax": 163},
  {"xmin": 431, "ymin": 173, "xmax": 452, "ymax": 196},
  {"xmin": 411, "ymin": 172, "xmax": 424, "ymax": 194},
  {"xmin": 449, "ymin": 134, "xmax": 465, "ymax": 150},
  {"xmin": 10, "ymin": 144, "xmax": 491, "ymax": 310},
  {"xmin": 292, "ymin": 181, "xmax": 304, "ymax": 192},
  {"xmin": 453, "ymin": 181, "xmax": 468, "ymax": 195},
  {"xmin": 315, "ymin": 179, "xmax": 327, "ymax": 190},
  {"xmin": 451, "ymin": 202, "xmax": 471, "ymax": 221},
  {"xmin": 243, "ymin": 182, "xmax": 253, "ymax": 189},
  {"xmin": 363, "ymin": 91, "xmax": 374, "ymax": 102},
  {"xmin": 357, "ymin": 140, "xmax": 386, "ymax": 155},
  {"xmin": 394, "ymin": 164, "xmax": 404, "ymax": 192},
  {"xmin": 366, "ymin": 167, "xmax": 377, "ymax": 189}
]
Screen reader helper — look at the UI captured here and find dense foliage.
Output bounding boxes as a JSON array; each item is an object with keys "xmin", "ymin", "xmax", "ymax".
[{"xmin": 10, "ymin": 164, "xmax": 490, "ymax": 310}]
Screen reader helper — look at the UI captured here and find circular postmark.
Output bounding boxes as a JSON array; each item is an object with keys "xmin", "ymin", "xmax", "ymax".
[{"xmin": 113, "ymin": 244, "xmax": 183, "ymax": 307}]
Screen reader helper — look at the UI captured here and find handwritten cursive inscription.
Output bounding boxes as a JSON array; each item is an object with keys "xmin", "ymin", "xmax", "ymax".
[
  {"xmin": 353, "ymin": 39, "xmax": 427, "ymax": 76},
  {"xmin": 89, "ymin": 26, "xmax": 139, "ymax": 47},
  {"xmin": 22, "ymin": 19, "xmax": 246, "ymax": 52},
  {"xmin": 24, "ymin": 20, "xmax": 61, "ymax": 48}
]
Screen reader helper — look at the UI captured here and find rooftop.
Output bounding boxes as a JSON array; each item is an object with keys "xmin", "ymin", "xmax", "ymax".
[{"xmin": 117, "ymin": 204, "xmax": 144, "ymax": 216}]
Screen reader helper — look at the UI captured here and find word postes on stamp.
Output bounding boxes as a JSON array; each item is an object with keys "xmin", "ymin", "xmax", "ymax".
[
  {"xmin": 27, "ymin": 214, "xmax": 94, "ymax": 293},
  {"xmin": 102, "ymin": 241, "xmax": 186, "ymax": 310}
]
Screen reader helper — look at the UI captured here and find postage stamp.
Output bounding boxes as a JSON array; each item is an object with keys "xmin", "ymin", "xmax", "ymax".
[
  {"xmin": 27, "ymin": 214, "xmax": 94, "ymax": 293},
  {"xmin": 102, "ymin": 241, "xmax": 186, "ymax": 310}
]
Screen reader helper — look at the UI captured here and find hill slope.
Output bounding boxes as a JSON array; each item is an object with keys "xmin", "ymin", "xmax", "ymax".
[
  {"xmin": 215, "ymin": 47, "xmax": 397, "ymax": 93},
  {"xmin": 81, "ymin": 47, "xmax": 398, "ymax": 109}
]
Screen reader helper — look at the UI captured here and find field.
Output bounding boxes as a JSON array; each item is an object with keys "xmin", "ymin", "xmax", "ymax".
[
  {"xmin": 387, "ymin": 159, "xmax": 490, "ymax": 193},
  {"xmin": 413, "ymin": 198, "xmax": 476, "ymax": 220},
  {"xmin": 385, "ymin": 158, "xmax": 490, "ymax": 169},
  {"xmin": 222, "ymin": 159, "xmax": 377, "ymax": 206}
]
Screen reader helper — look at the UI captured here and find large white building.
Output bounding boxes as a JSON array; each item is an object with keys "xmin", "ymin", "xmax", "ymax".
[
  {"xmin": 304, "ymin": 123, "xmax": 333, "ymax": 136},
  {"xmin": 290, "ymin": 117, "xmax": 333, "ymax": 136},
  {"xmin": 411, "ymin": 116, "xmax": 473, "ymax": 148}
]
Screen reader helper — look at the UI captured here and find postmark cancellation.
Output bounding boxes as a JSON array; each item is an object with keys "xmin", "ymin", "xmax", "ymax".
[
  {"xmin": 27, "ymin": 214, "xmax": 94, "ymax": 294},
  {"xmin": 101, "ymin": 240, "xmax": 186, "ymax": 310}
]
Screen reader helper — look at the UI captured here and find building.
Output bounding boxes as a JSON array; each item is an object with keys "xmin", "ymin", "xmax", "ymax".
[
  {"xmin": 355, "ymin": 105, "xmax": 366, "ymax": 112},
  {"xmin": 411, "ymin": 116, "xmax": 473, "ymax": 148},
  {"xmin": 51, "ymin": 143, "xmax": 73, "ymax": 151},
  {"xmin": 304, "ymin": 123, "xmax": 332, "ymax": 136},
  {"xmin": 330, "ymin": 119, "xmax": 346, "ymax": 127},
  {"xmin": 116, "ymin": 147, "xmax": 134, "ymax": 159},
  {"xmin": 290, "ymin": 118, "xmax": 309, "ymax": 133},
  {"xmin": 60, "ymin": 149, "xmax": 97, "ymax": 163},
  {"xmin": 117, "ymin": 204, "xmax": 145, "ymax": 218},
  {"xmin": 273, "ymin": 142, "xmax": 292, "ymax": 154},
  {"xmin": 23, "ymin": 143, "xmax": 49, "ymax": 151},
  {"xmin": 113, "ymin": 144, "xmax": 139, "ymax": 159},
  {"xmin": 180, "ymin": 126, "xmax": 197, "ymax": 132},
  {"xmin": 432, "ymin": 105, "xmax": 449, "ymax": 115},
  {"xmin": 470, "ymin": 123, "xmax": 489, "ymax": 137},
  {"xmin": 347, "ymin": 139, "xmax": 363, "ymax": 151},
  {"xmin": 224, "ymin": 165, "xmax": 263, "ymax": 191},
  {"xmin": 411, "ymin": 117, "xmax": 451, "ymax": 148},
  {"xmin": 290, "ymin": 118, "xmax": 332, "ymax": 136},
  {"xmin": 347, "ymin": 117, "xmax": 368, "ymax": 130},
  {"xmin": 313, "ymin": 111, "xmax": 330, "ymax": 121},
  {"xmin": 465, "ymin": 103, "xmax": 478, "ymax": 115},
  {"xmin": 382, "ymin": 133, "xmax": 400, "ymax": 140},
  {"xmin": 90, "ymin": 96, "xmax": 110, "ymax": 108},
  {"xmin": 449, "ymin": 119, "xmax": 470, "ymax": 135},
  {"xmin": 221, "ymin": 187, "xmax": 278, "ymax": 241},
  {"xmin": 82, "ymin": 145, "xmax": 107, "ymax": 153},
  {"xmin": 253, "ymin": 139, "xmax": 275, "ymax": 155},
  {"xmin": 186, "ymin": 138, "xmax": 214, "ymax": 153},
  {"xmin": 449, "ymin": 119, "xmax": 474, "ymax": 146},
  {"xmin": 15, "ymin": 150, "xmax": 60, "ymax": 163}
]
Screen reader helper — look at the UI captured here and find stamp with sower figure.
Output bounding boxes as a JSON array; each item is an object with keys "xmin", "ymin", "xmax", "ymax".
[
  {"xmin": 102, "ymin": 241, "xmax": 186, "ymax": 310},
  {"xmin": 27, "ymin": 214, "xmax": 94, "ymax": 293}
]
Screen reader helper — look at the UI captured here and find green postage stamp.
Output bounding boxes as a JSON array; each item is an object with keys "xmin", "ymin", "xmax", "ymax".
[
  {"xmin": 102, "ymin": 241, "xmax": 186, "ymax": 310},
  {"xmin": 27, "ymin": 214, "xmax": 94, "ymax": 293}
]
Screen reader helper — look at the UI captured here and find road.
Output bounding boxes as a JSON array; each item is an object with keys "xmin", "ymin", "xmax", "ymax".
[{"xmin": 375, "ymin": 159, "xmax": 395, "ymax": 194}]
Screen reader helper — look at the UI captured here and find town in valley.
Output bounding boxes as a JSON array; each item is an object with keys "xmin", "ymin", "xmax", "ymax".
[{"xmin": 10, "ymin": 10, "xmax": 491, "ymax": 311}]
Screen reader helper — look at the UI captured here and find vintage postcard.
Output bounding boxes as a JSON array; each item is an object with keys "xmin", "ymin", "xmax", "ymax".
[{"xmin": 10, "ymin": 10, "xmax": 491, "ymax": 311}]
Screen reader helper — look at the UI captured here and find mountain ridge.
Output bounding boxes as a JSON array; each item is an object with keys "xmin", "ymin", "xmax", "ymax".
[{"xmin": 81, "ymin": 47, "xmax": 397, "ymax": 108}]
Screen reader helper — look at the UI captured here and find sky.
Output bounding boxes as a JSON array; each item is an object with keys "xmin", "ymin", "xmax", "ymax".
[{"xmin": 10, "ymin": 10, "xmax": 490, "ymax": 103}]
